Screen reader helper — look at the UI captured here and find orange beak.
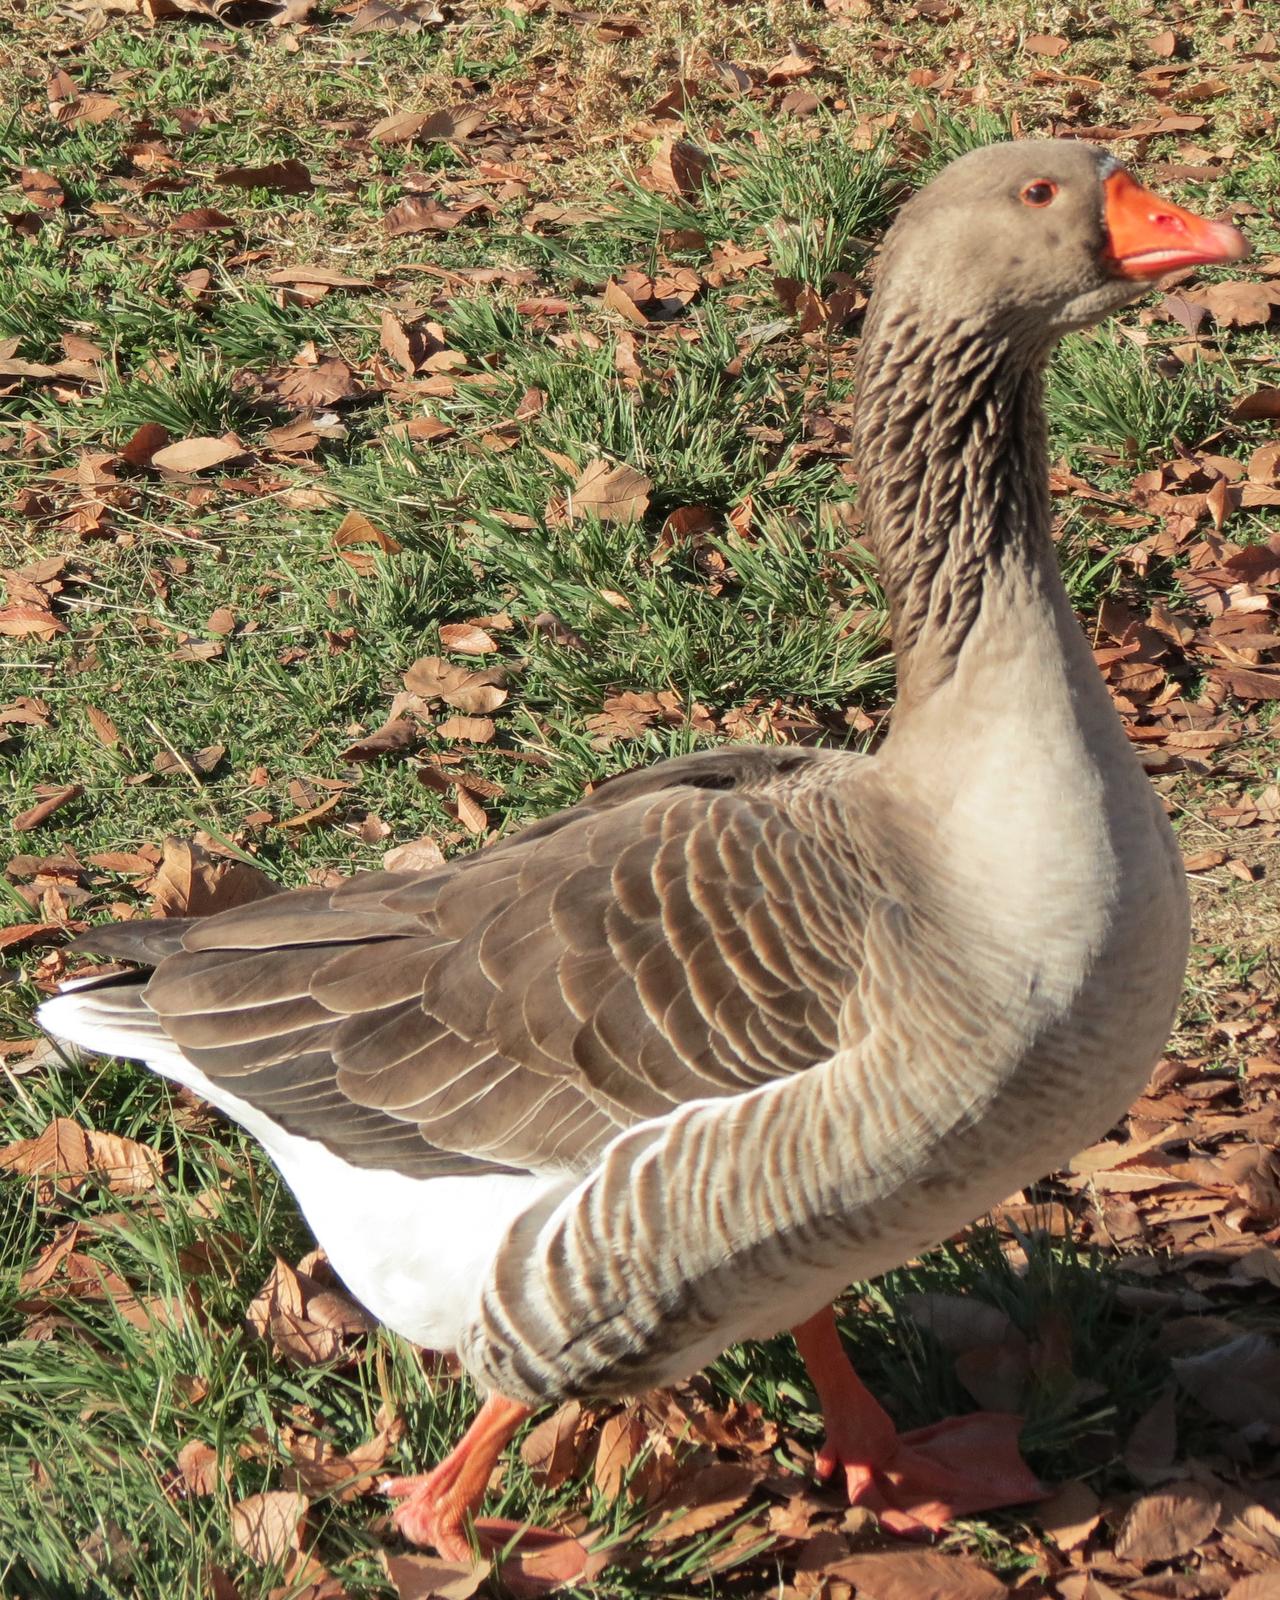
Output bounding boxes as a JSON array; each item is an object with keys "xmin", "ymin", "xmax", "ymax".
[{"xmin": 1102, "ymin": 169, "xmax": 1249, "ymax": 279}]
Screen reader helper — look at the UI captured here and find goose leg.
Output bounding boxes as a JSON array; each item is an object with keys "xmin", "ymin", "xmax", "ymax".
[
  {"xmin": 381, "ymin": 1393, "xmax": 533, "ymax": 1559},
  {"xmin": 791, "ymin": 1306, "xmax": 1045, "ymax": 1536}
]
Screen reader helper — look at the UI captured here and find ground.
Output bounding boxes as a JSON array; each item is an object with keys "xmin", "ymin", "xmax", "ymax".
[{"xmin": 2, "ymin": 0, "xmax": 1280, "ymax": 1596}]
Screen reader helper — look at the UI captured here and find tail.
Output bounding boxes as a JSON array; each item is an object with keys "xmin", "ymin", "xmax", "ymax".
[{"xmin": 37, "ymin": 970, "xmax": 188, "ymax": 1073}]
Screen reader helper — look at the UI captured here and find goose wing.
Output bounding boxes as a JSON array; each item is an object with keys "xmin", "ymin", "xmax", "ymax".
[{"xmin": 76, "ymin": 746, "xmax": 869, "ymax": 1177}]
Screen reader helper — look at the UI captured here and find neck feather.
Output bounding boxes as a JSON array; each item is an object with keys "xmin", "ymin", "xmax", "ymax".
[{"xmin": 855, "ymin": 303, "xmax": 1054, "ymax": 703}]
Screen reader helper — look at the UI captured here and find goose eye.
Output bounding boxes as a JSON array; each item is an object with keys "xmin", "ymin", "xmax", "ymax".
[{"xmin": 1020, "ymin": 179, "xmax": 1059, "ymax": 207}]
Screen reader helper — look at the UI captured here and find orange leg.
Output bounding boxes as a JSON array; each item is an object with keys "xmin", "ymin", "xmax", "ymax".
[
  {"xmin": 381, "ymin": 1394, "xmax": 533, "ymax": 1559},
  {"xmin": 791, "ymin": 1305, "xmax": 1046, "ymax": 1537}
]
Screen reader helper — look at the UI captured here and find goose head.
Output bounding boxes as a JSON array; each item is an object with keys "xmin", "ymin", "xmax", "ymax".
[{"xmin": 876, "ymin": 140, "xmax": 1248, "ymax": 342}]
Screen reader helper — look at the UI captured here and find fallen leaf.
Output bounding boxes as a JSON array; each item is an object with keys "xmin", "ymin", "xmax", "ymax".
[
  {"xmin": 1172, "ymin": 1333, "xmax": 1280, "ymax": 1426},
  {"xmin": 646, "ymin": 1463, "xmax": 760, "ymax": 1542},
  {"xmin": 1115, "ymin": 1480, "xmax": 1219, "ymax": 1564},
  {"xmin": 831, "ymin": 1550, "xmax": 1009, "ymax": 1598},
  {"xmin": 342, "ymin": 719, "xmax": 416, "ymax": 761},
  {"xmin": 436, "ymin": 715, "xmax": 495, "ymax": 744},
  {"xmin": 402, "ymin": 655, "xmax": 508, "ymax": 712},
  {"xmin": 230, "ymin": 1490, "xmax": 308, "ymax": 1566},
  {"xmin": 21, "ymin": 169, "xmax": 65, "ymax": 210},
  {"xmin": 1025, "ymin": 32, "xmax": 1070, "ymax": 54},
  {"xmin": 382, "ymin": 836, "xmax": 446, "ymax": 873},
  {"xmin": 151, "ymin": 435, "xmax": 245, "ymax": 474},
  {"xmin": 215, "ymin": 158, "xmax": 313, "ymax": 193},
  {"xmin": 149, "ymin": 837, "xmax": 277, "ymax": 918},
  {"xmin": 176, "ymin": 1439, "xmax": 223, "ymax": 1498},
  {"xmin": 0, "ymin": 605, "xmax": 67, "ymax": 639},
  {"xmin": 571, "ymin": 460, "xmax": 651, "ymax": 522},
  {"xmin": 520, "ymin": 1401, "xmax": 586, "ymax": 1490},
  {"xmin": 1035, "ymin": 1479, "xmax": 1101, "ymax": 1551},
  {"xmin": 371, "ymin": 106, "xmax": 486, "ymax": 144},
  {"xmin": 383, "ymin": 196, "xmax": 485, "ymax": 236},
  {"xmin": 648, "ymin": 138, "xmax": 714, "ymax": 197},
  {"xmin": 380, "ymin": 1550, "xmax": 485, "ymax": 1599},
  {"xmin": 439, "ymin": 622, "xmax": 497, "ymax": 655},
  {"xmin": 14, "ymin": 784, "xmax": 82, "ymax": 831},
  {"xmin": 331, "ymin": 509, "xmax": 402, "ymax": 574}
]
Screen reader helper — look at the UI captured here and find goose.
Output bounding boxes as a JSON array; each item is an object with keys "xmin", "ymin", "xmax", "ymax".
[{"xmin": 38, "ymin": 140, "xmax": 1246, "ymax": 1553}]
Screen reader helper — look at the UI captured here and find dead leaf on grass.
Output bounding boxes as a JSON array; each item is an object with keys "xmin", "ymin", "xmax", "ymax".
[
  {"xmin": 439, "ymin": 622, "xmax": 497, "ymax": 655},
  {"xmin": 14, "ymin": 784, "xmax": 82, "ymax": 831},
  {"xmin": 21, "ymin": 169, "xmax": 65, "ymax": 210},
  {"xmin": 331, "ymin": 509, "xmax": 402, "ymax": 574},
  {"xmin": 645, "ymin": 1462, "xmax": 760, "ymax": 1542},
  {"xmin": 341, "ymin": 719, "xmax": 416, "ymax": 761},
  {"xmin": 382, "ymin": 836, "xmax": 446, "ymax": 872},
  {"xmin": 151, "ymin": 435, "xmax": 245, "ymax": 474},
  {"xmin": 149, "ymin": 838, "xmax": 276, "ymax": 918},
  {"xmin": 830, "ymin": 1550, "xmax": 1009, "ymax": 1598},
  {"xmin": 570, "ymin": 460, "xmax": 651, "ymax": 522},
  {"xmin": 230, "ymin": 1490, "xmax": 308, "ymax": 1566},
  {"xmin": 371, "ymin": 107, "xmax": 486, "ymax": 144},
  {"xmin": 176, "ymin": 1439, "xmax": 224, "ymax": 1498},
  {"xmin": 381, "ymin": 1550, "xmax": 485, "ymax": 1599},
  {"xmin": 215, "ymin": 158, "xmax": 313, "ymax": 194},
  {"xmin": 402, "ymin": 655, "xmax": 508, "ymax": 712}
]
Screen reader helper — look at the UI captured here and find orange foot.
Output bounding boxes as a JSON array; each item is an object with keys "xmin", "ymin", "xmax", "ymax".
[
  {"xmin": 381, "ymin": 1393, "xmax": 535, "ymax": 1560},
  {"xmin": 793, "ymin": 1306, "xmax": 1047, "ymax": 1537}
]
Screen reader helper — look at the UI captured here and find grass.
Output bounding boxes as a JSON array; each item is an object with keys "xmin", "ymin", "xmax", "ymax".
[{"xmin": 2, "ymin": 0, "xmax": 1279, "ymax": 1593}]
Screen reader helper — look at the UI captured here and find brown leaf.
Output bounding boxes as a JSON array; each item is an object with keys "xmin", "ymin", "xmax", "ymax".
[
  {"xmin": 646, "ymin": 1463, "xmax": 760, "ymax": 1542},
  {"xmin": 87, "ymin": 1130, "xmax": 162, "ymax": 1194},
  {"xmin": 1024, "ymin": 32, "xmax": 1069, "ymax": 54},
  {"xmin": 151, "ymin": 435, "xmax": 245, "ymax": 474},
  {"xmin": 603, "ymin": 278, "xmax": 650, "ymax": 326},
  {"xmin": 149, "ymin": 838, "xmax": 277, "ymax": 918},
  {"xmin": 436, "ymin": 714, "xmax": 495, "ymax": 744},
  {"xmin": 0, "ymin": 604, "xmax": 67, "ymax": 639},
  {"xmin": 341, "ymin": 719, "xmax": 416, "ymax": 761},
  {"xmin": 403, "ymin": 655, "xmax": 508, "ymax": 712},
  {"xmin": 1034, "ymin": 1479, "xmax": 1100, "ymax": 1551},
  {"xmin": 14, "ymin": 784, "xmax": 82, "ymax": 831},
  {"xmin": 168, "ymin": 208, "xmax": 237, "ymax": 233},
  {"xmin": 277, "ymin": 356, "xmax": 360, "ymax": 409},
  {"xmin": 594, "ymin": 1409, "xmax": 648, "ymax": 1499},
  {"xmin": 1173, "ymin": 1333, "xmax": 1280, "ymax": 1425},
  {"xmin": 830, "ymin": 1551, "xmax": 1008, "ymax": 1598},
  {"xmin": 176, "ymin": 1439, "xmax": 223, "ymax": 1497},
  {"xmin": 439, "ymin": 622, "xmax": 497, "ymax": 655},
  {"xmin": 648, "ymin": 138, "xmax": 714, "ymax": 197},
  {"xmin": 331, "ymin": 509, "xmax": 402, "ymax": 575},
  {"xmin": 0, "ymin": 922, "xmax": 64, "ymax": 952},
  {"xmin": 383, "ymin": 196, "xmax": 484, "ymax": 235},
  {"xmin": 0, "ymin": 1117, "xmax": 91, "ymax": 1185},
  {"xmin": 1115, "ymin": 1480, "xmax": 1219, "ymax": 1564},
  {"xmin": 370, "ymin": 106, "xmax": 486, "ymax": 144},
  {"xmin": 571, "ymin": 460, "xmax": 651, "ymax": 522},
  {"xmin": 382, "ymin": 836, "xmax": 446, "ymax": 872},
  {"xmin": 1233, "ymin": 387, "xmax": 1280, "ymax": 422},
  {"xmin": 1146, "ymin": 29, "xmax": 1178, "ymax": 55},
  {"xmin": 380, "ymin": 1550, "xmax": 485, "ymax": 1599},
  {"xmin": 21, "ymin": 169, "xmax": 65, "ymax": 210},
  {"xmin": 215, "ymin": 159, "xmax": 313, "ymax": 194},
  {"xmin": 453, "ymin": 787, "xmax": 487, "ymax": 834},
  {"xmin": 87, "ymin": 705, "xmax": 120, "ymax": 751},
  {"xmin": 276, "ymin": 794, "xmax": 343, "ymax": 831},
  {"xmin": 520, "ymin": 1401, "xmax": 586, "ymax": 1490},
  {"xmin": 230, "ymin": 1490, "xmax": 308, "ymax": 1566}
]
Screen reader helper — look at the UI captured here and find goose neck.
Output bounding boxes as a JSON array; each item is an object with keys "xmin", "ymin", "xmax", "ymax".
[{"xmin": 855, "ymin": 306, "xmax": 1058, "ymax": 710}]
